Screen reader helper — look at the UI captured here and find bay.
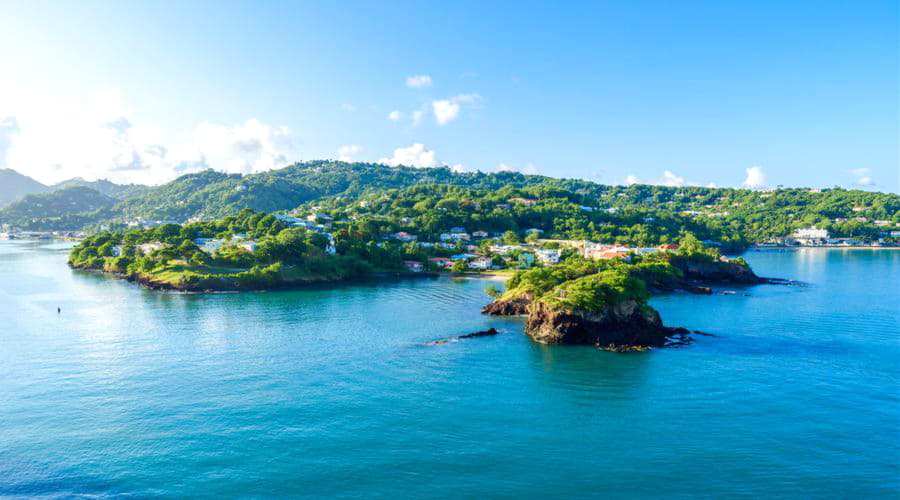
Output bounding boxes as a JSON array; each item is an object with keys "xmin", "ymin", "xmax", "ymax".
[{"xmin": 1, "ymin": 241, "xmax": 898, "ymax": 498}]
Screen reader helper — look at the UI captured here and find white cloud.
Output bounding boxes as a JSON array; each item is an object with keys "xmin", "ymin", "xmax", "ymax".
[
  {"xmin": 387, "ymin": 110, "xmax": 403, "ymax": 121},
  {"xmin": 431, "ymin": 93, "xmax": 482, "ymax": 125},
  {"xmin": 742, "ymin": 166, "xmax": 766, "ymax": 188},
  {"xmin": 496, "ymin": 162, "xmax": 538, "ymax": 175},
  {"xmin": 850, "ymin": 168, "xmax": 874, "ymax": 186},
  {"xmin": 337, "ymin": 144, "xmax": 362, "ymax": 162},
  {"xmin": 432, "ymin": 100, "xmax": 460, "ymax": 125},
  {"xmin": 405, "ymin": 75, "xmax": 432, "ymax": 89},
  {"xmin": 661, "ymin": 170, "xmax": 685, "ymax": 187},
  {"xmin": 341, "ymin": 103, "xmax": 356, "ymax": 112},
  {"xmin": 378, "ymin": 143, "xmax": 440, "ymax": 168},
  {"xmin": 0, "ymin": 88, "xmax": 295, "ymax": 185},
  {"xmin": 624, "ymin": 170, "xmax": 696, "ymax": 187}
]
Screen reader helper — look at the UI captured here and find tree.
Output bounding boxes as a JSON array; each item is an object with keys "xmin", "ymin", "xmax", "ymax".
[
  {"xmin": 485, "ymin": 284, "xmax": 501, "ymax": 298},
  {"xmin": 451, "ymin": 260, "xmax": 468, "ymax": 273},
  {"xmin": 502, "ymin": 230, "xmax": 520, "ymax": 245}
]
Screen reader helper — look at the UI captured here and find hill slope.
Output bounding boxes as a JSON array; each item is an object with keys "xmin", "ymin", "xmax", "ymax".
[
  {"xmin": 0, "ymin": 186, "xmax": 118, "ymax": 231},
  {"xmin": 0, "ymin": 169, "xmax": 49, "ymax": 207},
  {"xmin": 53, "ymin": 178, "xmax": 150, "ymax": 200}
]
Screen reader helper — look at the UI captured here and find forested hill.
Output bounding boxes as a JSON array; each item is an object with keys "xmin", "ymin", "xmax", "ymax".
[
  {"xmin": 52, "ymin": 178, "xmax": 150, "ymax": 200},
  {"xmin": 113, "ymin": 161, "xmax": 552, "ymax": 221},
  {"xmin": 0, "ymin": 186, "xmax": 118, "ymax": 231},
  {"xmin": 1, "ymin": 161, "xmax": 898, "ymax": 245},
  {"xmin": 0, "ymin": 168, "xmax": 50, "ymax": 207}
]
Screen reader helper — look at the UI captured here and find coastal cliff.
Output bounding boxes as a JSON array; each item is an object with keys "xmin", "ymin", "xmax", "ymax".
[
  {"xmin": 669, "ymin": 256, "xmax": 761, "ymax": 284},
  {"xmin": 525, "ymin": 299, "xmax": 683, "ymax": 348},
  {"xmin": 482, "ymin": 253, "xmax": 773, "ymax": 349}
]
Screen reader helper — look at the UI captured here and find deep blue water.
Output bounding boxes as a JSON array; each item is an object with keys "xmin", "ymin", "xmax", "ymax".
[{"xmin": 0, "ymin": 241, "xmax": 897, "ymax": 498}]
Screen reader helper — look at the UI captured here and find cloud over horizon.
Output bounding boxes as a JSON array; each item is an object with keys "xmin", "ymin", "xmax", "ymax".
[{"xmin": 0, "ymin": 89, "xmax": 295, "ymax": 185}]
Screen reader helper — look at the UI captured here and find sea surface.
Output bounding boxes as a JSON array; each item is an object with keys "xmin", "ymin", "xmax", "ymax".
[{"xmin": 0, "ymin": 241, "xmax": 898, "ymax": 498}]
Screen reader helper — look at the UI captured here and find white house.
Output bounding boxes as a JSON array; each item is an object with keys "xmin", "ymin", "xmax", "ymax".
[
  {"xmin": 468, "ymin": 256, "xmax": 493, "ymax": 270},
  {"xmin": 139, "ymin": 242, "xmax": 165, "ymax": 255},
  {"xmin": 535, "ymin": 249, "xmax": 561, "ymax": 265}
]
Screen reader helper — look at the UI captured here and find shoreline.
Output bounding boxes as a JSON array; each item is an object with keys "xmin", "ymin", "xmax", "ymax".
[{"xmin": 749, "ymin": 245, "xmax": 900, "ymax": 251}]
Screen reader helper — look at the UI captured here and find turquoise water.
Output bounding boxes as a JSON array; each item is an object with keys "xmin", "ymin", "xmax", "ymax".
[{"xmin": 1, "ymin": 241, "xmax": 898, "ymax": 498}]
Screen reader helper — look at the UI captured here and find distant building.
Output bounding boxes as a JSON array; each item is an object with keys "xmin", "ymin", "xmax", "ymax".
[
  {"xmin": 535, "ymin": 249, "xmax": 561, "ymax": 265},
  {"xmin": 524, "ymin": 228, "xmax": 544, "ymax": 236},
  {"xmin": 403, "ymin": 260, "xmax": 424, "ymax": 272},
  {"xmin": 238, "ymin": 241, "xmax": 257, "ymax": 252},
  {"xmin": 472, "ymin": 230, "xmax": 489, "ymax": 238},
  {"xmin": 138, "ymin": 242, "xmax": 165, "ymax": 255},
  {"xmin": 509, "ymin": 197, "xmax": 537, "ymax": 206},
  {"xmin": 468, "ymin": 257, "xmax": 493, "ymax": 270},
  {"xmin": 518, "ymin": 252, "xmax": 535, "ymax": 267},
  {"xmin": 793, "ymin": 227, "xmax": 829, "ymax": 239}
]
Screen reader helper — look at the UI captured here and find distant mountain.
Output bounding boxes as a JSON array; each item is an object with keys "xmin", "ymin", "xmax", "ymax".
[
  {"xmin": 52, "ymin": 178, "xmax": 150, "ymax": 200},
  {"xmin": 0, "ymin": 186, "xmax": 117, "ymax": 231},
  {"xmin": 0, "ymin": 169, "xmax": 49, "ymax": 207}
]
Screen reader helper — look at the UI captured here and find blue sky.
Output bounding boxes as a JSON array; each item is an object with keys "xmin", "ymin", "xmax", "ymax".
[{"xmin": 0, "ymin": 0, "xmax": 896, "ymax": 191}]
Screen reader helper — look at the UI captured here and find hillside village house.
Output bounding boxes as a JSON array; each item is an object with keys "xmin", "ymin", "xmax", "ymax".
[
  {"xmin": 139, "ymin": 242, "xmax": 165, "ymax": 255},
  {"xmin": 392, "ymin": 231, "xmax": 418, "ymax": 242},
  {"xmin": 428, "ymin": 257, "xmax": 452, "ymax": 269},
  {"xmin": 403, "ymin": 260, "xmax": 424, "ymax": 272},
  {"xmin": 468, "ymin": 256, "xmax": 493, "ymax": 270},
  {"xmin": 535, "ymin": 249, "xmax": 561, "ymax": 265},
  {"xmin": 472, "ymin": 230, "xmax": 489, "ymax": 238},
  {"xmin": 509, "ymin": 197, "xmax": 537, "ymax": 206}
]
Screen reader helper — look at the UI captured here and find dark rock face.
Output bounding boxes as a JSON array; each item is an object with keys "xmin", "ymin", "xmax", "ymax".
[
  {"xmin": 524, "ymin": 300, "xmax": 675, "ymax": 348},
  {"xmin": 670, "ymin": 257, "xmax": 761, "ymax": 284},
  {"xmin": 481, "ymin": 291, "xmax": 534, "ymax": 315}
]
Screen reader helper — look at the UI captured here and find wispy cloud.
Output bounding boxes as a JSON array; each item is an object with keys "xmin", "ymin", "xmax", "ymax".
[
  {"xmin": 337, "ymin": 144, "xmax": 362, "ymax": 162},
  {"xmin": 405, "ymin": 75, "xmax": 432, "ymax": 89},
  {"xmin": 850, "ymin": 168, "xmax": 874, "ymax": 186}
]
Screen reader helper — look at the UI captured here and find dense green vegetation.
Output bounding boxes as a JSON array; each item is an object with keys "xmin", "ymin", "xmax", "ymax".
[
  {"xmin": 498, "ymin": 236, "xmax": 735, "ymax": 314},
  {"xmin": 52, "ymin": 178, "xmax": 149, "ymax": 200},
  {"xmin": 68, "ymin": 209, "xmax": 400, "ymax": 290},
  {"xmin": 0, "ymin": 187, "xmax": 118, "ymax": 231},
  {"xmin": 5, "ymin": 162, "xmax": 899, "ymax": 248}
]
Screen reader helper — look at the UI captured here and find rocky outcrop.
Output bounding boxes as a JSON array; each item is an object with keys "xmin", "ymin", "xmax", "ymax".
[
  {"xmin": 481, "ymin": 291, "xmax": 534, "ymax": 315},
  {"xmin": 524, "ymin": 300, "xmax": 687, "ymax": 348},
  {"xmin": 459, "ymin": 327, "xmax": 501, "ymax": 339},
  {"xmin": 670, "ymin": 257, "xmax": 761, "ymax": 284}
]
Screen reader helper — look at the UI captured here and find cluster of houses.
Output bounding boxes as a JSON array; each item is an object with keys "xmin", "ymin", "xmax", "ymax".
[{"xmin": 786, "ymin": 227, "xmax": 900, "ymax": 247}]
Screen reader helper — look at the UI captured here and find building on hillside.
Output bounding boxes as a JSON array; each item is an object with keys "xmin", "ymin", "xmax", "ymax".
[
  {"xmin": 196, "ymin": 238, "xmax": 225, "ymax": 253},
  {"xmin": 518, "ymin": 252, "xmax": 535, "ymax": 267},
  {"xmin": 468, "ymin": 256, "xmax": 493, "ymax": 270},
  {"xmin": 392, "ymin": 231, "xmax": 418, "ymax": 242},
  {"xmin": 403, "ymin": 260, "xmax": 424, "ymax": 272},
  {"xmin": 535, "ymin": 249, "xmax": 561, "ymax": 265},
  {"xmin": 139, "ymin": 242, "xmax": 165, "ymax": 255},
  {"xmin": 658, "ymin": 243, "xmax": 679, "ymax": 252},
  {"xmin": 472, "ymin": 230, "xmax": 489, "ymax": 238},
  {"xmin": 238, "ymin": 241, "xmax": 257, "ymax": 252},
  {"xmin": 428, "ymin": 257, "xmax": 452, "ymax": 269},
  {"xmin": 450, "ymin": 227, "xmax": 466, "ymax": 233},
  {"xmin": 509, "ymin": 197, "xmax": 537, "ymax": 206},
  {"xmin": 525, "ymin": 228, "xmax": 544, "ymax": 236}
]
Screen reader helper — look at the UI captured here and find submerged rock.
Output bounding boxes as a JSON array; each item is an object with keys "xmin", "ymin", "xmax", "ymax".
[{"xmin": 459, "ymin": 327, "xmax": 500, "ymax": 339}]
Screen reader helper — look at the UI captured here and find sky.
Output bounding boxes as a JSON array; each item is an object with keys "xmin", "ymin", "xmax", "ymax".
[{"xmin": 0, "ymin": 0, "xmax": 897, "ymax": 191}]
